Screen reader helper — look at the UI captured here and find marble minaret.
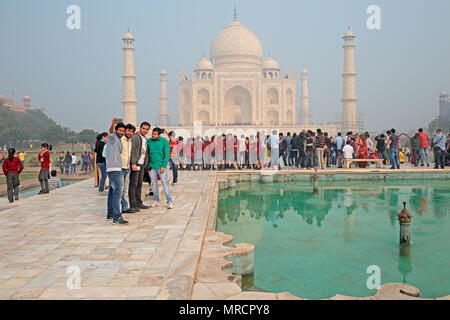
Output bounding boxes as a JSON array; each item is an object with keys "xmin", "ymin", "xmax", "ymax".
[
  {"xmin": 122, "ymin": 31, "xmax": 137, "ymax": 126},
  {"xmin": 341, "ymin": 28, "xmax": 357, "ymax": 133},
  {"xmin": 300, "ymin": 68, "xmax": 311, "ymax": 126},
  {"xmin": 159, "ymin": 69, "xmax": 168, "ymax": 126}
]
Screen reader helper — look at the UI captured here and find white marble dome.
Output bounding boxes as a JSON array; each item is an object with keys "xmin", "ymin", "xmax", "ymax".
[
  {"xmin": 196, "ymin": 57, "xmax": 213, "ymax": 70},
  {"xmin": 263, "ymin": 57, "xmax": 280, "ymax": 70},
  {"xmin": 210, "ymin": 20, "xmax": 262, "ymax": 67},
  {"xmin": 440, "ymin": 91, "xmax": 448, "ymax": 96}
]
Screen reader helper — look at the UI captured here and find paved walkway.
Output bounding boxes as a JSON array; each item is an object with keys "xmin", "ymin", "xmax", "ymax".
[{"xmin": 0, "ymin": 171, "xmax": 216, "ymax": 299}]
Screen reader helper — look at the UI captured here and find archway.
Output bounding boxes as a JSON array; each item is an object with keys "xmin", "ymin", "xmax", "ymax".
[
  {"xmin": 197, "ymin": 110, "xmax": 210, "ymax": 125},
  {"xmin": 286, "ymin": 110, "xmax": 294, "ymax": 124},
  {"xmin": 267, "ymin": 88, "xmax": 279, "ymax": 105},
  {"xmin": 286, "ymin": 89, "xmax": 293, "ymax": 105},
  {"xmin": 224, "ymin": 86, "xmax": 252, "ymax": 124},
  {"xmin": 267, "ymin": 109, "xmax": 279, "ymax": 125},
  {"xmin": 198, "ymin": 89, "xmax": 210, "ymax": 105}
]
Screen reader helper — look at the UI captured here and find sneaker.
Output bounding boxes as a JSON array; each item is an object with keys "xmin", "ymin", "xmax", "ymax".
[
  {"xmin": 150, "ymin": 201, "xmax": 160, "ymax": 208},
  {"xmin": 113, "ymin": 217, "xmax": 129, "ymax": 225},
  {"xmin": 99, "ymin": 191, "xmax": 108, "ymax": 196},
  {"xmin": 167, "ymin": 201, "xmax": 174, "ymax": 209}
]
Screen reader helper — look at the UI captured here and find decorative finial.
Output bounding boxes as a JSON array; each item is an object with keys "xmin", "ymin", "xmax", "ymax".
[{"xmin": 234, "ymin": 6, "xmax": 237, "ymax": 21}]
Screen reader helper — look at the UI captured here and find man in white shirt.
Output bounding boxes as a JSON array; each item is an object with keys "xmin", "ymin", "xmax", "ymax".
[
  {"xmin": 268, "ymin": 130, "xmax": 280, "ymax": 170},
  {"xmin": 343, "ymin": 141, "xmax": 354, "ymax": 160},
  {"xmin": 71, "ymin": 153, "xmax": 77, "ymax": 174},
  {"xmin": 238, "ymin": 135, "xmax": 246, "ymax": 169}
]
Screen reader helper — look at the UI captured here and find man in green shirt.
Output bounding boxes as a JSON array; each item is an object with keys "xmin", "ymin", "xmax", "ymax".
[{"xmin": 148, "ymin": 127, "xmax": 174, "ymax": 209}]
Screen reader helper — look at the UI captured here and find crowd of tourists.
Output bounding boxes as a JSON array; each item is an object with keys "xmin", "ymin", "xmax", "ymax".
[
  {"xmin": 2, "ymin": 123, "xmax": 449, "ymax": 210},
  {"xmin": 124, "ymin": 128, "xmax": 448, "ymax": 171}
]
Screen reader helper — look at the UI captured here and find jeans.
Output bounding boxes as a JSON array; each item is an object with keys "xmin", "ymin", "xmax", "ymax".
[
  {"xmin": 390, "ymin": 148, "xmax": 400, "ymax": 169},
  {"xmin": 412, "ymin": 148, "xmax": 421, "ymax": 166},
  {"xmin": 169, "ymin": 159, "xmax": 178, "ymax": 183},
  {"xmin": 107, "ymin": 171, "xmax": 122, "ymax": 220},
  {"xmin": 297, "ymin": 149, "xmax": 305, "ymax": 167},
  {"xmin": 337, "ymin": 150, "xmax": 343, "ymax": 167},
  {"xmin": 129, "ymin": 166, "xmax": 145, "ymax": 209},
  {"xmin": 316, "ymin": 148, "xmax": 325, "ymax": 169},
  {"xmin": 420, "ymin": 147, "xmax": 429, "ymax": 165},
  {"xmin": 121, "ymin": 168, "xmax": 131, "ymax": 211},
  {"xmin": 434, "ymin": 148, "xmax": 446, "ymax": 168},
  {"xmin": 64, "ymin": 164, "xmax": 70, "ymax": 174},
  {"xmin": 289, "ymin": 150, "xmax": 298, "ymax": 166},
  {"xmin": 98, "ymin": 162, "xmax": 107, "ymax": 192},
  {"xmin": 150, "ymin": 168, "xmax": 173, "ymax": 203},
  {"xmin": 306, "ymin": 150, "xmax": 314, "ymax": 168},
  {"xmin": 280, "ymin": 151, "xmax": 287, "ymax": 167}
]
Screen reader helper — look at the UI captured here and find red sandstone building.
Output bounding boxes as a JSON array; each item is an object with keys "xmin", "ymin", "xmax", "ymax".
[{"xmin": 0, "ymin": 93, "xmax": 31, "ymax": 113}]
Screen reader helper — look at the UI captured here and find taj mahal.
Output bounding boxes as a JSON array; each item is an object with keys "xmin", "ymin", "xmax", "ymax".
[{"xmin": 121, "ymin": 11, "xmax": 359, "ymax": 136}]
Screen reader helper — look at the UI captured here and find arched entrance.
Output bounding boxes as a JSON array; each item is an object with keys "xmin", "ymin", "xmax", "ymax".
[{"xmin": 224, "ymin": 86, "xmax": 252, "ymax": 124}]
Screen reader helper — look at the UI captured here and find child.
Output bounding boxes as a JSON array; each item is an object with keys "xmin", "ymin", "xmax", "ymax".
[
  {"xmin": 48, "ymin": 170, "xmax": 62, "ymax": 191},
  {"xmin": 2, "ymin": 148, "xmax": 23, "ymax": 203},
  {"xmin": 38, "ymin": 143, "xmax": 52, "ymax": 194}
]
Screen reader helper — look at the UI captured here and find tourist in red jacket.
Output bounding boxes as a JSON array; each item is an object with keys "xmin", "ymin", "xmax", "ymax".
[
  {"xmin": 2, "ymin": 148, "xmax": 23, "ymax": 203},
  {"xmin": 37, "ymin": 143, "xmax": 52, "ymax": 194}
]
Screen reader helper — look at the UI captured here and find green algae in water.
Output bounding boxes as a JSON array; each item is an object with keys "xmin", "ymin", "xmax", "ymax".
[{"xmin": 216, "ymin": 180, "xmax": 450, "ymax": 299}]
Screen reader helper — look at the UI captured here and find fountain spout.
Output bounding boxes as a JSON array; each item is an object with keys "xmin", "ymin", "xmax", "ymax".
[{"xmin": 398, "ymin": 201, "xmax": 413, "ymax": 246}]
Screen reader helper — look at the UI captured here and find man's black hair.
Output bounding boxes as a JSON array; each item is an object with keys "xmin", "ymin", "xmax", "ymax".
[
  {"xmin": 338, "ymin": 132, "xmax": 342, "ymax": 136},
  {"xmin": 152, "ymin": 127, "xmax": 162, "ymax": 134},
  {"xmin": 125, "ymin": 124, "xmax": 136, "ymax": 132},
  {"xmin": 51, "ymin": 170, "xmax": 57, "ymax": 177},
  {"xmin": 391, "ymin": 129, "xmax": 396, "ymax": 134},
  {"xmin": 115, "ymin": 123, "xmax": 126, "ymax": 131},
  {"xmin": 101, "ymin": 132, "xmax": 108, "ymax": 138},
  {"xmin": 418, "ymin": 128, "xmax": 423, "ymax": 133},
  {"xmin": 317, "ymin": 129, "xmax": 322, "ymax": 134},
  {"xmin": 140, "ymin": 121, "xmax": 151, "ymax": 128}
]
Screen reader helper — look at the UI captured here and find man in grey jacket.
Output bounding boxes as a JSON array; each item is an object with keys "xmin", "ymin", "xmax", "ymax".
[
  {"xmin": 106, "ymin": 119, "xmax": 128, "ymax": 225},
  {"xmin": 128, "ymin": 121, "xmax": 151, "ymax": 212}
]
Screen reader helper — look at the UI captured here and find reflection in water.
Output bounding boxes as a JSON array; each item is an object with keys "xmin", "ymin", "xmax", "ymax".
[
  {"xmin": 398, "ymin": 246, "xmax": 412, "ymax": 283},
  {"xmin": 217, "ymin": 180, "xmax": 449, "ymax": 299},
  {"xmin": 218, "ymin": 182, "xmax": 440, "ymax": 228}
]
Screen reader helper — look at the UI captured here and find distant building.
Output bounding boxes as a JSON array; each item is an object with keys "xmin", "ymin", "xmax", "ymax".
[
  {"xmin": 439, "ymin": 91, "xmax": 450, "ymax": 120},
  {"xmin": 0, "ymin": 93, "xmax": 31, "ymax": 113}
]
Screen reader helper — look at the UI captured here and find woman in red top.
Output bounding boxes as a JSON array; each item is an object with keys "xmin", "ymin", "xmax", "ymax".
[
  {"xmin": 357, "ymin": 136, "xmax": 369, "ymax": 168},
  {"xmin": 2, "ymin": 148, "xmax": 23, "ymax": 203},
  {"xmin": 37, "ymin": 143, "xmax": 52, "ymax": 194}
]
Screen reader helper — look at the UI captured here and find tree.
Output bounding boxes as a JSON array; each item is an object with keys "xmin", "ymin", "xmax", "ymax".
[{"xmin": 428, "ymin": 117, "xmax": 450, "ymax": 134}]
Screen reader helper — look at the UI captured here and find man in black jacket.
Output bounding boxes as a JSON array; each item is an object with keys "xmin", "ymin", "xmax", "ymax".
[
  {"xmin": 296, "ymin": 130, "xmax": 306, "ymax": 168},
  {"xmin": 128, "ymin": 122, "xmax": 151, "ymax": 212}
]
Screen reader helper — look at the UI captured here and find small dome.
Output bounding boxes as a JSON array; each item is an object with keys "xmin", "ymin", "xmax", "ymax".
[
  {"xmin": 196, "ymin": 57, "xmax": 213, "ymax": 70},
  {"xmin": 263, "ymin": 57, "xmax": 280, "ymax": 70},
  {"xmin": 440, "ymin": 91, "xmax": 448, "ymax": 96},
  {"xmin": 302, "ymin": 68, "xmax": 308, "ymax": 73},
  {"xmin": 123, "ymin": 32, "xmax": 134, "ymax": 40},
  {"xmin": 344, "ymin": 28, "xmax": 355, "ymax": 37},
  {"xmin": 160, "ymin": 69, "xmax": 167, "ymax": 75},
  {"xmin": 23, "ymin": 95, "xmax": 30, "ymax": 99}
]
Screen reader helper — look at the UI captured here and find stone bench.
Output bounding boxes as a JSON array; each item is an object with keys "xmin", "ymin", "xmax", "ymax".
[{"xmin": 343, "ymin": 158, "xmax": 383, "ymax": 169}]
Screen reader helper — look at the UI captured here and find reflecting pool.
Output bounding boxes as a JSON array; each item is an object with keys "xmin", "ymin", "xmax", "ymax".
[{"xmin": 216, "ymin": 179, "xmax": 450, "ymax": 299}]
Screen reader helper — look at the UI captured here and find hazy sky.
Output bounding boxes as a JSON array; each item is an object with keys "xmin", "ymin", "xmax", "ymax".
[{"xmin": 1, "ymin": 0, "xmax": 449, "ymax": 133}]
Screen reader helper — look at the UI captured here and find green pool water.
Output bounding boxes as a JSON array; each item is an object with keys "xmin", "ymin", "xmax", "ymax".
[{"xmin": 216, "ymin": 179, "xmax": 450, "ymax": 299}]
